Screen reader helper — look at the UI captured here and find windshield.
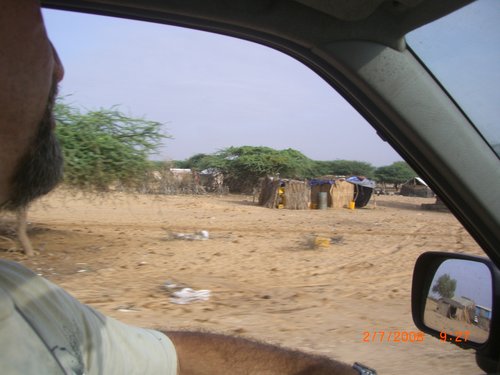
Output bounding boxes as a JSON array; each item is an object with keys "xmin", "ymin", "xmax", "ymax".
[{"xmin": 407, "ymin": 0, "xmax": 500, "ymax": 157}]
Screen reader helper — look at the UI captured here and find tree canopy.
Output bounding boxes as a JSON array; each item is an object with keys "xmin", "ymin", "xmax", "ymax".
[
  {"xmin": 178, "ymin": 146, "xmax": 421, "ymax": 193},
  {"xmin": 314, "ymin": 160, "xmax": 375, "ymax": 178},
  {"xmin": 55, "ymin": 101, "xmax": 169, "ymax": 191},
  {"xmin": 181, "ymin": 146, "xmax": 317, "ymax": 192},
  {"xmin": 374, "ymin": 161, "xmax": 415, "ymax": 187},
  {"xmin": 52, "ymin": 99, "xmax": 420, "ymax": 195},
  {"xmin": 432, "ymin": 273, "xmax": 457, "ymax": 299}
]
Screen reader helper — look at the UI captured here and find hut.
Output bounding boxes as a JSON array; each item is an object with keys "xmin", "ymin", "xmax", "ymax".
[
  {"xmin": 309, "ymin": 178, "xmax": 334, "ymax": 209},
  {"xmin": 258, "ymin": 177, "xmax": 309, "ymax": 210},
  {"xmin": 400, "ymin": 177, "xmax": 434, "ymax": 197},
  {"xmin": 331, "ymin": 179, "xmax": 356, "ymax": 208},
  {"xmin": 309, "ymin": 178, "xmax": 354, "ymax": 209},
  {"xmin": 436, "ymin": 296, "xmax": 476, "ymax": 324}
]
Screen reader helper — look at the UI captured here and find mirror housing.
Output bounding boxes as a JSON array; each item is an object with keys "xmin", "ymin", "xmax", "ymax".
[{"xmin": 412, "ymin": 252, "xmax": 500, "ymax": 372}]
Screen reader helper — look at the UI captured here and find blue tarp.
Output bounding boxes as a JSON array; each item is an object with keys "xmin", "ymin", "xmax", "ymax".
[
  {"xmin": 309, "ymin": 179, "xmax": 335, "ymax": 186},
  {"xmin": 346, "ymin": 176, "xmax": 376, "ymax": 189}
]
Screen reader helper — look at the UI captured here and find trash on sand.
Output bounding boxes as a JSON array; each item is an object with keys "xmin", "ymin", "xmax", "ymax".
[
  {"xmin": 305, "ymin": 235, "xmax": 330, "ymax": 249},
  {"xmin": 115, "ymin": 304, "xmax": 140, "ymax": 312},
  {"xmin": 306, "ymin": 234, "xmax": 345, "ymax": 249},
  {"xmin": 170, "ymin": 288, "xmax": 211, "ymax": 304},
  {"xmin": 164, "ymin": 282, "xmax": 179, "ymax": 290},
  {"xmin": 314, "ymin": 236, "xmax": 331, "ymax": 248},
  {"xmin": 166, "ymin": 230, "xmax": 209, "ymax": 241}
]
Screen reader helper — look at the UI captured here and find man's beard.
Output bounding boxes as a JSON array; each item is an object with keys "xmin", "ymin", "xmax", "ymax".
[{"xmin": 2, "ymin": 83, "xmax": 63, "ymax": 210}]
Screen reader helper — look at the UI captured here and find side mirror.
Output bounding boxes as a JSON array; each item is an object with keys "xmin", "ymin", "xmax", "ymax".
[{"xmin": 412, "ymin": 252, "xmax": 500, "ymax": 373}]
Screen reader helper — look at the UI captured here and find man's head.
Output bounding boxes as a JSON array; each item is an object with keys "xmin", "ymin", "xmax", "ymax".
[{"xmin": 0, "ymin": 0, "xmax": 65, "ymax": 209}]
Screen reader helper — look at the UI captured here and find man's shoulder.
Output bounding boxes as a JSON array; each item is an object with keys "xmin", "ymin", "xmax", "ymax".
[
  {"xmin": 0, "ymin": 259, "xmax": 37, "ymax": 277},
  {"xmin": 0, "ymin": 259, "xmax": 178, "ymax": 374}
]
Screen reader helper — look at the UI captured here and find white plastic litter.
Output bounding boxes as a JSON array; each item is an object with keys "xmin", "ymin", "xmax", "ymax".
[
  {"xmin": 170, "ymin": 230, "xmax": 209, "ymax": 241},
  {"xmin": 170, "ymin": 288, "xmax": 211, "ymax": 304}
]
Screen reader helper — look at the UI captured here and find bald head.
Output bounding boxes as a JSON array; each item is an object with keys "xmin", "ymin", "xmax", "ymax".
[{"xmin": 0, "ymin": 0, "xmax": 64, "ymax": 208}]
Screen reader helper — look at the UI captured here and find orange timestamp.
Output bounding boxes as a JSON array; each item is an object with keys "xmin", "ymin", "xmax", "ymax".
[
  {"xmin": 362, "ymin": 330, "xmax": 425, "ymax": 343},
  {"xmin": 439, "ymin": 330, "xmax": 470, "ymax": 343}
]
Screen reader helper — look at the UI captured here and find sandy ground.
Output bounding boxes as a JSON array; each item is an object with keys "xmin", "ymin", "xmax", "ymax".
[{"xmin": 0, "ymin": 189, "xmax": 487, "ymax": 374}]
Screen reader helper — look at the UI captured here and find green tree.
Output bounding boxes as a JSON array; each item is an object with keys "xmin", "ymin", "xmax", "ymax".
[
  {"xmin": 55, "ymin": 101, "xmax": 170, "ymax": 191},
  {"xmin": 276, "ymin": 148, "xmax": 316, "ymax": 179},
  {"xmin": 374, "ymin": 161, "xmax": 415, "ymax": 188},
  {"xmin": 180, "ymin": 153, "xmax": 225, "ymax": 171},
  {"xmin": 194, "ymin": 146, "xmax": 315, "ymax": 192},
  {"xmin": 313, "ymin": 160, "xmax": 375, "ymax": 178},
  {"xmin": 432, "ymin": 273, "xmax": 457, "ymax": 299},
  {"xmin": 179, "ymin": 147, "xmax": 381, "ymax": 192},
  {"xmin": 216, "ymin": 146, "xmax": 284, "ymax": 192}
]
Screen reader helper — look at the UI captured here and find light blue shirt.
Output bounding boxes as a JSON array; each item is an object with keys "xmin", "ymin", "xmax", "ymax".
[{"xmin": 0, "ymin": 260, "xmax": 177, "ymax": 374}]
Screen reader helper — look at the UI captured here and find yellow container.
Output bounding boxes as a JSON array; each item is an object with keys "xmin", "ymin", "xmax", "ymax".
[
  {"xmin": 314, "ymin": 237, "xmax": 330, "ymax": 248},
  {"xmin": 349, "ymin": 200, "xmax": 356, "ymax": 210}
]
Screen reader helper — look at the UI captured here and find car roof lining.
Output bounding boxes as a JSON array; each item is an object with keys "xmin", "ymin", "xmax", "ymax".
[{"xmin": 42, "ymin": 0, "xmax": 473, "ymax": 51}]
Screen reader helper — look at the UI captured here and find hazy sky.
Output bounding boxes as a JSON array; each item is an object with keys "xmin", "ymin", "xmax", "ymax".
[{"xmin": 42, "ymin": 8, "xmax": 401, "ymax": 166}]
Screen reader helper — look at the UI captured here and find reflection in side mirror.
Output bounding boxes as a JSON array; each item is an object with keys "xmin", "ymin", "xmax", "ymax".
[
  {"xmin": 413, "ymin": 252, "xmax": 500, "ymax": 373},
  {"xmin": 423, "ymin": 259, "xmax": 492, "ymax": 344}
]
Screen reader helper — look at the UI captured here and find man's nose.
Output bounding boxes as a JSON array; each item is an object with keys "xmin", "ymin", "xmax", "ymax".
[{"xmin": 51, "ymin": 43, "xmax": 64, "ymax": 82}]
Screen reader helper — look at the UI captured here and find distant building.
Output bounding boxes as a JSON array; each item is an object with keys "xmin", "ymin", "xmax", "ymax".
[
  {"xmin": 436, "ymin": 296, "xmax": 475, "ymax": 324},
  {"xmin": 475, "ymin": 305, "xmax": 492, "ymax": 330},
  {"xmin": 400, "ymin": 177, "xmax": 434, "ymax": 198}
]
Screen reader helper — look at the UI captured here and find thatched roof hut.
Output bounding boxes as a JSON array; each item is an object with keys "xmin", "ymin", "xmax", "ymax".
[
  {"xmin": 331, "ymin": 179, "xmax": 356, "ymax": 208},
  {"xmin": 309, "ymin": 179, "xmax": 334, "ymax": 208},
  {"xmin": 310, "ymin": 178, "xmax": 354, "ymax": 209},
  {"xmin": 259, "ymin": 176, "xmax": 375, "ymax": 210},
  {"xmin": 259, "ymin": 177, "xmax": 309, "ymax": 209}
]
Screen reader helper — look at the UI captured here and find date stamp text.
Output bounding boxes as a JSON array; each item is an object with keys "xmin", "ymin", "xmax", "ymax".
[{"xmin": 362, "ymin": 330, "xmax": 425, "ymax": 343}]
